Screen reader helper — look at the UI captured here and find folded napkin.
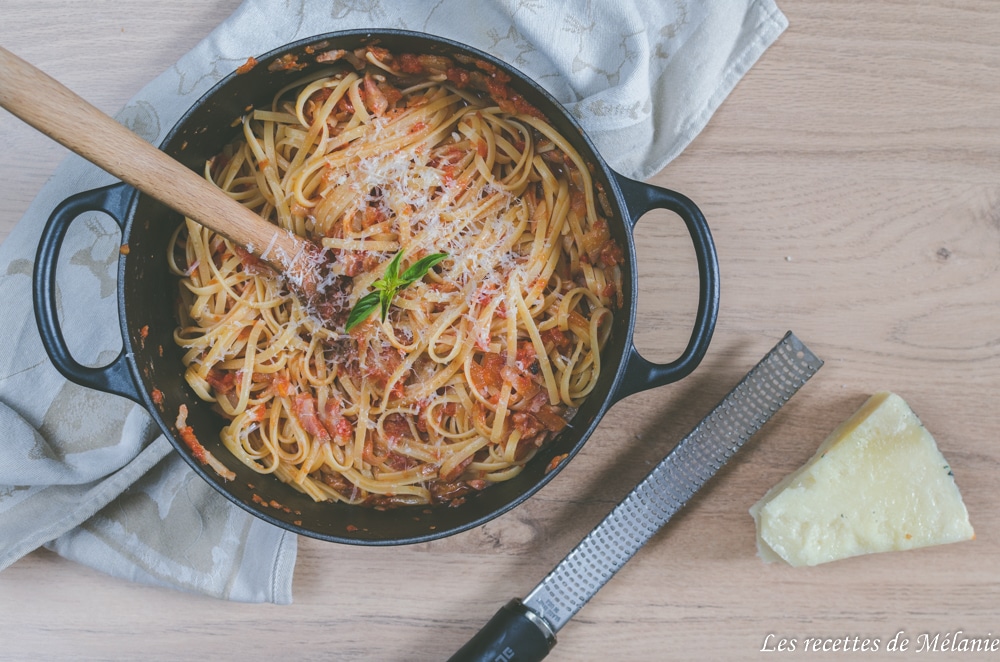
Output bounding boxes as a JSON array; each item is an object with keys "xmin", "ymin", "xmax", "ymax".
[{"xmin": 0, "ymin": 0, "xmax": 787, "ymax": 603}]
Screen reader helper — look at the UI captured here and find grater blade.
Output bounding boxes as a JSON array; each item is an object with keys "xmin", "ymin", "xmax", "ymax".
[
  {"xmin": 447, "ymin": 332, "xmax": 823, "ymax": 662},
  {"xmin": 522, "ymin": 331, "xmax": 823, "ymax": 632}
]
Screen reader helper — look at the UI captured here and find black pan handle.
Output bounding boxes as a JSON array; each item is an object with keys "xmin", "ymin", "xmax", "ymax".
[
  {"xmin": 32, "ymin": 182, "xmax": 143, "ymax": 404},
  {"xmin": 611, "ymin": 175, "xmax": 720, "ymax": 404},
  {"xmin": 447, "ymin": 599, "xmax": 556, "ymax": 662}
]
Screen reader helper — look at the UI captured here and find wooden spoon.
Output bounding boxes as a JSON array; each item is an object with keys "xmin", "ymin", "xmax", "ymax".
[{"xmin": 0, "ymin": 46, "xmax": 320, "ymax": 293}]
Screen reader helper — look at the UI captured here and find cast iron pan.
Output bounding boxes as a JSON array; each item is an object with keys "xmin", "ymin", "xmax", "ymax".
[{"xmin": 33, "ymin": 30, "xmax": 720, "ymax": 545}]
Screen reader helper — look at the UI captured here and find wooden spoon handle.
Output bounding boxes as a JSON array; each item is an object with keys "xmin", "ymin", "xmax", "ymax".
[{"xmin": 0, "ymin": 46, "xmax": 309, "ymax": 275}]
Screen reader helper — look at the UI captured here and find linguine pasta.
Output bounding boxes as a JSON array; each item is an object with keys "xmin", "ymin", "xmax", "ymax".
[{"xmin": 168, "ymin": 46, "xmax": 624, "ymax": 507}]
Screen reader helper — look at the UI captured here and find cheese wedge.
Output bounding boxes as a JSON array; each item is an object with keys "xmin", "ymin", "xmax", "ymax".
[{"xmin": 750, "ymin": 392, "xmax": 974, "ymax": 567}]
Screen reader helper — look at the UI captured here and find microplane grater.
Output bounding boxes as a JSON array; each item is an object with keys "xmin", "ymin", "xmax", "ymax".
[{"xmin": 448, "ymin": 331, "xmax": 823, "ymax": 662}]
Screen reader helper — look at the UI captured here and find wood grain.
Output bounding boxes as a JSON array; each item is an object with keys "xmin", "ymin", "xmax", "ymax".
[{"xmin": 2, "ymin": 1, "xmax": 998, "ymax": 660}]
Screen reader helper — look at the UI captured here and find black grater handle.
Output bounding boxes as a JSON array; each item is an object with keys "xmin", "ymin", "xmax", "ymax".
[{"xmin": 447, "ymin": 599, "xmax": 555, "ymax": 662}]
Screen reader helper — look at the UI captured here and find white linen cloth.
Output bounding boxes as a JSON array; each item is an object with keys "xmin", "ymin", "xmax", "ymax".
[{"xmin": 0, "ymin": 0, "xmax": 787, "ymax": 603}]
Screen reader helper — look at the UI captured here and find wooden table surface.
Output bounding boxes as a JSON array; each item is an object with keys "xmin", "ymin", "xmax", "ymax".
[{"xmin": 2, "ymin": 2, "xmax": 998, "ymax": 660}]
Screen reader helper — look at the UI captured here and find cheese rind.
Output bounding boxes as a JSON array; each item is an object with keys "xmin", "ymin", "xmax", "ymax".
[{"xmin": 750, "ymin": 392, "xmax": 974, "ymax": 567}]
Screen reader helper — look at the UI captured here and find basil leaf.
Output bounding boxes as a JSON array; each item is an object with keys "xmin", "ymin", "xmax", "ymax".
[
  {"xmin": 400, "ymin": 252, "xmax": 449, "ymax": 286},
  {"xmin": 384, "ymin": 248, "xmax": 405, "ymax": 285},
  {"xmin": 343, "ymin": 250, "xmax": 449, "ymax": 332},
  {"xmin": 344, "ymin": 290, "xmax": 382, "ymax": 332},
  {"xmin": 379, "ymin": 286, "xmax": 394, "ymax": 322}
]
